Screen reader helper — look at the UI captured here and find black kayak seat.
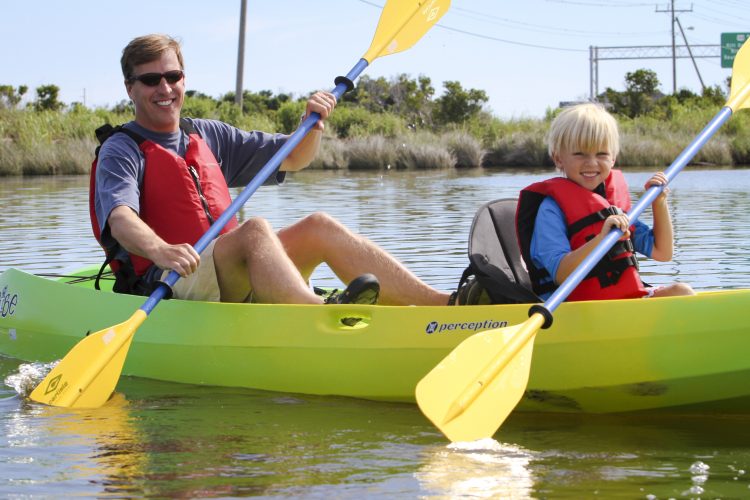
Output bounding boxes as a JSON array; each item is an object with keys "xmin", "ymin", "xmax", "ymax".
[{"xmin": 464, "ymin": 198, "xmax": 540, "ymax": 304}]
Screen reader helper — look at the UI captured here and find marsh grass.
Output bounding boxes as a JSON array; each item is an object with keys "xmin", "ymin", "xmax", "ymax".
[
  {"xmin": 442, "ymin": 131, "xmax": 485, "ymax": 168},
  {"xmin": 484, "ymin": 131, "xmax": 550, "ymax": 168},
  {"xmin": 309, "ymin": 137, "xmax": 349, "ymax": 170},
  {"xmin": 346, "ymin": 135, "xmax": 398, "ymax": 170},
  {"xmin": 0, "ymin": 108, "xmax": 120, "ymax": 175},
  {"xmin": 394, "ymin": 135, "xmax": 455, "ymax": 170},
  {"xmin": 315, "ymin": 134, "xmax": 456, "ymax": 170},
  {"xmin": 2, "ymin": 101, "xmax": 749, "ymax": 176}
]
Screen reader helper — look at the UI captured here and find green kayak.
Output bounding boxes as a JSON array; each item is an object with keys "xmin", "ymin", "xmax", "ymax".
[{"xmin": 1, "ymin": 266, "xmax": 749, "ymax": 413}]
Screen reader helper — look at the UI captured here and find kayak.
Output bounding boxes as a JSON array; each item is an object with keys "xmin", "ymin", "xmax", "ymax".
[{"xmin": 1, "ymin": 266, "xmax": 749, "ymax": 413}]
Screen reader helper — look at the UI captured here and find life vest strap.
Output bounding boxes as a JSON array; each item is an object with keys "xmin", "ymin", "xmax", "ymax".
[{"xmin": 567, "ymin": 206, "xmax": 623, "ymax": 238}]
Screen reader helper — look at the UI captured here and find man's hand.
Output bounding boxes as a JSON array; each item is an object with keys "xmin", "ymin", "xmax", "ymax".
[{"xmin": 304, "ymin": 91, "xmax": 337, "ymax": 131}]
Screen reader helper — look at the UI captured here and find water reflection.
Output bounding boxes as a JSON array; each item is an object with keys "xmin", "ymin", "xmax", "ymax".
[
  {"xmin": 416, "ymin": 439, "xmax": 535, "ymax": 498},
  {"xmin": 1, "ymin": 391, "xmax": 144, "ymax": 497},
  {"xmin": 2, "ymin": 168, "xmax": 749, "ymax": 291}
]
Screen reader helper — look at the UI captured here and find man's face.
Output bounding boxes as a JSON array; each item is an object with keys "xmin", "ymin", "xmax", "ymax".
[{"xmin": 126, "ymin": 49, "xmax": 184, "ymax": 133}]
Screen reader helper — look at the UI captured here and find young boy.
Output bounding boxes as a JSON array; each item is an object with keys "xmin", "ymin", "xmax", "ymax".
[{"xmin": 516, "ymin": 103, "xmax": 694, "ymax": 301}]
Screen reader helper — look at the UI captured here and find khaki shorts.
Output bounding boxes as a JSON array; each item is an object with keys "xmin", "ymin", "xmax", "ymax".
[{"xmin": 160, "ymin": 239, "xmax": 221, "ymax": 302}]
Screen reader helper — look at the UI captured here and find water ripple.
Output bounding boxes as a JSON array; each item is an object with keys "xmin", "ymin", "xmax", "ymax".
[{"xmin": 1, "ymin": 169, "xmax": 749, "ymax": 291}]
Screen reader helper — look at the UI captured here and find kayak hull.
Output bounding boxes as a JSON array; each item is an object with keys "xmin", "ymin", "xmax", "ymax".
[{"xmin": 1, "ymin": 267, "xmax": 748, "ymax": 413}]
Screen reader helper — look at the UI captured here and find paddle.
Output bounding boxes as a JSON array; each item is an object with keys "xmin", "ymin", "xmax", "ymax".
[
  {"xmin": 30, "ymin": 0, "xmax": 450, "ymax": 409},
  {"xmin": 416, "ymin": 39, "xmax": 750, "ymax": 443}
]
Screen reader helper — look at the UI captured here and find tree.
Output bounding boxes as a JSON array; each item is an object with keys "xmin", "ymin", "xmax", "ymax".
[
  {"xmin": 623, "ymin": 69, "xmax": 661, "ymax": 117},
  {"xmin": 600, "ymin": 69, "xmax": 662, "ymax": 118},
  {"xmin": 624, "ymin": 69, "xmax": 660, "ymax": 96},
  {"xmin": 432, "ymin": 81, "xmax": 488, "ymax": 125},
  {"xmin": 33, "ymin": 84, "xmax": 63, "ymax": 111},
  {"xmin": 342, "ymin": 74, "xmax": 435, "ymax": 127},
  {"xmin": 0, "ymin": 84, "xmax": 28, "ymax": 109}
]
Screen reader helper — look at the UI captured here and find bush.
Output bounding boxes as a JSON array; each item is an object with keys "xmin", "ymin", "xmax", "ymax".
[
  {"xmin": 395, "ymin": 140, "xmax": 455, "ymax": 169},
  {"xmin": 442, "ymin": 131, "xmax": 484, "ymax": 168},
  {"xmin": 276, "ymin": 101, "xmax": 306, "ymax": 134},
  {"xmin": 309, "ymin": 137, "xmax": 348, "ymax": 169},
  {"xmin": 484, "ymin": 131, "xmax": 549, "ymax": 167},
  {"xmin": 730, "ymin": 134, "xmax": 750, "ymax": 165},
  {"xmin": 346, "ymin": 135, "xmax": 398, "ymax": 170}
]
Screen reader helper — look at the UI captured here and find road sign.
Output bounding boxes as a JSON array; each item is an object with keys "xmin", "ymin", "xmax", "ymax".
[{"xmin": 721, "ymin": 33, "xmax": 750, "ymax": 68}]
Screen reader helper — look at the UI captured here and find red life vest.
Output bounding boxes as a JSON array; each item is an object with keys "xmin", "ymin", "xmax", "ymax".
[
  {"xmin": 89, "ymin": 120, "xmax": 239, "ymax": 283},
  {"xmin": 516, "ymin": 169, "xmax": 647, "ymax": 301}
]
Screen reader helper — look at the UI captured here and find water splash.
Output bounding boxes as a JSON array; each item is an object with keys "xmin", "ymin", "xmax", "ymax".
[
  {"xmin": 3, "ymin": 361, "xmax": 58, "ymax": 398},
  {"xmin": 416, "ymin": 438, "xmax": 535, "ymax": 498},
  {"xmin": 447, "ymin": 437, "xmax": 505, "ymax": 452}
]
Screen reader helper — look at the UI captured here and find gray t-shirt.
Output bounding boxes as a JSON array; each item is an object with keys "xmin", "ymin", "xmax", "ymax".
[{"xmin": 94, "ymin": 118, "xmax": 288, "ymax": 241}]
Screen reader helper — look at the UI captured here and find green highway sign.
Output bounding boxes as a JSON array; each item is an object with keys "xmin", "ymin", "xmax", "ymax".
[{"xmin": 721, "ymin": 32, "xmax": 750, "ymax": 68}]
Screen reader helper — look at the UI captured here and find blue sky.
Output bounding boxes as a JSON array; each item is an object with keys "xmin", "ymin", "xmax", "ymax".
[{"xmin": 2, "ymin": 0, "xmax": 748, "ymax": 118}]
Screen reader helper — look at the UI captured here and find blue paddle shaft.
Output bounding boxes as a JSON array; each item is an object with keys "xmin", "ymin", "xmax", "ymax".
[
  {"xmin": 541, "ymin": 105, "xmax": 733, "ymax": 314},
  {"xmin": 139, "ymin": 58, "xmax": 371, "ymax": 315}
]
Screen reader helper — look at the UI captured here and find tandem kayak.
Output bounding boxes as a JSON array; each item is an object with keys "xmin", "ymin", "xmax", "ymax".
[{"xmin": 1, "ymin": 266, "xmax": 749, "ymax": 414}]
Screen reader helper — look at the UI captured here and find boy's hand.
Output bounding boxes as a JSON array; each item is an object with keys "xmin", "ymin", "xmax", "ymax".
[
  {"xmin": 602, "ymin": 213, "xmax": 631, "ymax": 240},
  {"xmin": 646, "ymin": 172, "xmax": 669, "ymax": 203}
]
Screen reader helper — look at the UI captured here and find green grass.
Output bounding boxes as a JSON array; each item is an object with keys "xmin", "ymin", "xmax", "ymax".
[{"xmin": 2, "ymin": 99, "xmax": 750, "ymax": 176}]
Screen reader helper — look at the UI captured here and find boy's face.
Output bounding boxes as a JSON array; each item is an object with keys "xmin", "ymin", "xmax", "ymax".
[{"xmin": 553, "ymin": 147, "xmax": 616, "ymax": 191}]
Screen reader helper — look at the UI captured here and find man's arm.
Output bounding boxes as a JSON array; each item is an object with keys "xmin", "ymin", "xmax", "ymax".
[
  {"xmin": 108, "ymin": 205, "xmax": 200, "ymax": 277},
  {"xmin": 281, "ymin": 91, "xmax": 337, "ymax": 172}
]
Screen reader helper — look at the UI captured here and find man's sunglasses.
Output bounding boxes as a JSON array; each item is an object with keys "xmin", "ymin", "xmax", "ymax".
[{"xmin": 126, "ymin": 70, "xmax": 184, "ymax": 87}]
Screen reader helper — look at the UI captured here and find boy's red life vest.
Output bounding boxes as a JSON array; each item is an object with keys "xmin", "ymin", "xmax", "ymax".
[
  {"xmin": 89, "ymin": 120, "xmax": 239, "ymax": 284},
  {"xmin": 516, "ymin": 169, "xmax": 648, "ymax": 301}
]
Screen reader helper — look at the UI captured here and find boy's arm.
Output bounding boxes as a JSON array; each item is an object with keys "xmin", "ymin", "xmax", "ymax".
[
  {"xmin": 646, "ymin": 172, "xmax": 674, "ymax": 262},
  {"xmin": 555, "ymin": 214, "xmax": 631, "ymax": 283},
  {"xmin": 649, "ymin": 196, "xmax": 674, "ymax": 261}
]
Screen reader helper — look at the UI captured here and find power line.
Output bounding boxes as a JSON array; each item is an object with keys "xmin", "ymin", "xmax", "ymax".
[
  {"xmin": 451, "ymin": 6, "xmax": 665, "ymax": 38},
  {"xmin": 435, "ymin": 24, "xmax": 586, "ymax": 52},
  {"xmin": 356, "ymin": 0, "xmax": 587, "ymax": 52},
  {"xmin": 545, "ymin": 0, "xmax": 653, "ymax": 6}
]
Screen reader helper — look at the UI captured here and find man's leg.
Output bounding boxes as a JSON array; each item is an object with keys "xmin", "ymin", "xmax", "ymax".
[
  {"xmin": 277, "ymin": 212, "xmax": 450, "ymax": 306},
  {"xmin": 213, "ymin": 217, "xmax": 322, "ymax": 304}
]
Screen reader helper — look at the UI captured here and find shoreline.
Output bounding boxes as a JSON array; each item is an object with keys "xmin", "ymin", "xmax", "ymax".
[{"xmin": 2, "ymin": 104, "xmax": 749, "ymax": 176}]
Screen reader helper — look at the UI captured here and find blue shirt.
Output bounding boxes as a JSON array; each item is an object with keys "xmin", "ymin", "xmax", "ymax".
[{"xmin": 530, "ymin": 197, "xmax": 654, "ymax": 299}]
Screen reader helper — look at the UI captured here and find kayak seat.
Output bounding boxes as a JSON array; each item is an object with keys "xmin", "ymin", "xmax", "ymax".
[{"xmin": 455, "ymin": 198, "xmax": 540, "ymax": 304}]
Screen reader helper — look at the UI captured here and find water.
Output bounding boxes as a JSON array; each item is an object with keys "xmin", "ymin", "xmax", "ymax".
[{"xmin": 1, "ymin": 168, "xmax": 750, "ymax": 497}]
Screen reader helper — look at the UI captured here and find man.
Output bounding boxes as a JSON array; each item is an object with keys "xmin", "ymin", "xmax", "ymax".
[{"xmin": 92, "ymin": 33, "xmax": 450, "ymax": 306}]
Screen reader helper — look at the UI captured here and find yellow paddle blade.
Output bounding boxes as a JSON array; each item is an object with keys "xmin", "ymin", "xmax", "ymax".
[
  {"xmin": 728, "ymin": 38, "xmax": 750, "ymax": 111},
  {"xmin": 29, "ymin": 310, "xmax": 146, "ymax": 408},
  {"xmin": 363, "ymin": 0, "xmax": 449, "ymax": 63},
  {"xmin": 416, "ymin": 314, "xmax": 545, "ymax": 442}
]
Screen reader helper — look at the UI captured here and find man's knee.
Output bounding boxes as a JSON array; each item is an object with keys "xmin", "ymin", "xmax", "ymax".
[
  {"xmin": 238, "ymin": 216, "xmax": 275, "ymax": 238},
  {"xmin": 301, "ymin": 211, "xmax": 337, "ymax": 228},
  {"xmin": 293, "ymin": 211, "xmax": 346, "ymax": 236}
]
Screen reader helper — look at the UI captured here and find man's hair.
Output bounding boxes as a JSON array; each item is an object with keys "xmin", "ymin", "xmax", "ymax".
[
  {"xmin": 121, "ymin": 34, "xmax": 184, "ymax": 80},
  {"xmin": 547, "ymin": 103, "xmax": 620, "ymax": 162}
]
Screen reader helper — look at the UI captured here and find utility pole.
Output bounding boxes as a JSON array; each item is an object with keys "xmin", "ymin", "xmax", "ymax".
[
  {"xmin": 675, "ymin": 16, "xmax": 705, "ymax": 91},
  {"xmin": 656, "ymin": 1, "xmax": 693, "ymax": 94},
  {"xmin": 234, "ymin": 0, "xmax": 247, "ymax": 111}
]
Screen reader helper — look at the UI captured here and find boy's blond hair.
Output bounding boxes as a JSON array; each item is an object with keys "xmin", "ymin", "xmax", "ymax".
[
  {"xmin": 121, "ymin": 34, "xmax": 184, "ymax": 81},
  {"xmin": 547, "ymin": 103, "xmax": 620, "ymax": 166}
]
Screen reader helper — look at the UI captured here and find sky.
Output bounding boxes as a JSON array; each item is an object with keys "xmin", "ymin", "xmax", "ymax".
[{"xmin": 2, "ymin": 0, "xmax": 748, "ymax": 119}]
